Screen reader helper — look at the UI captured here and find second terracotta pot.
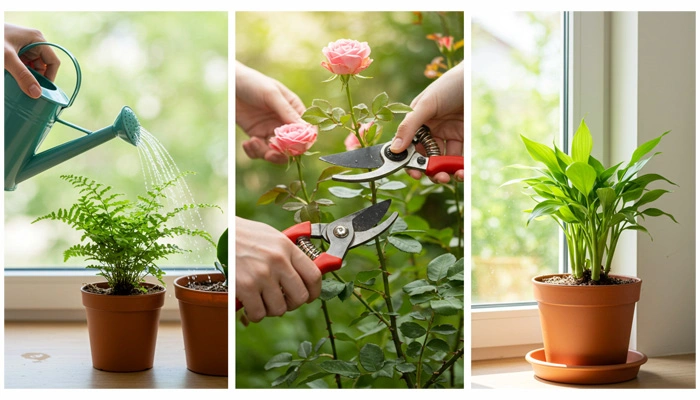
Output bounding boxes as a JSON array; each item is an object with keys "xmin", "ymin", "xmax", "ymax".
[
  {"xmin": 532, "ymin": 274, "xmax": 642, "ymax": 366},
  {"xmin": 174, "ymin": 273, "xmax": 228, "ymax": 376},
  {"xmin": 81, "ymin": 282, "xmax": 165, "ymax": 372}
]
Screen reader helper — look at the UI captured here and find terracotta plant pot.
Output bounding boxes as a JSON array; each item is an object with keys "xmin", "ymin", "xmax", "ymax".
[
  {"xmin": 81, "ymin": 282, "xmax": 165, "ymax": 372},
  {"xmin": 174, "ymin": 273, "xmax": 228, "ymax": 376},
  {"xmin": 532, "ymin": 274, "xmax": 642, "ymax": 366}
]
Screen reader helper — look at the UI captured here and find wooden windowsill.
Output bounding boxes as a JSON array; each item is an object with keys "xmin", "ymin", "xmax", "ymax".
[
  {"xmin": 4, "ymin": 321, "xmax": 227, "ymax": 389},
  {"xmin": 471, "ymin": 353, "xmax": 696, "ymax": 389}
]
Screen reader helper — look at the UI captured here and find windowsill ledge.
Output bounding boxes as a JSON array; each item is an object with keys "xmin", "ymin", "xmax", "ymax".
[{"xmin": 471, "ymin": 353, "xmax": 696, "ymax": 388}]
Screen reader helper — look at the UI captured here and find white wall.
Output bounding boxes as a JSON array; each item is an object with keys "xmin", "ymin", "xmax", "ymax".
[{"xmin": 609, "ymin": 11, "xmax": 696, "ymax": 357}]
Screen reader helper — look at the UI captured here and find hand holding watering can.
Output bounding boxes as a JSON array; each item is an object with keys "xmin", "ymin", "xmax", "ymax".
[
  {"xmin": 4, "ymin": 23, "xmax": 61, "ymax": 99},
  {"xmin": 4, "ymin": 24, "xmax": 142, "ymax": 191}
]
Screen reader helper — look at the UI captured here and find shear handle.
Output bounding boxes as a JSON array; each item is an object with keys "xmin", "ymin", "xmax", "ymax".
[
  {"xmin": 424, "ymin": 155, "xmax": 464, "ymax": 177},
  {"xmin": 235, "ymin": 222, "xmax": 342, "ymax": 311}
]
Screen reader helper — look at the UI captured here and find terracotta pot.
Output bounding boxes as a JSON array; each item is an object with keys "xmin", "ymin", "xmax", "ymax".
[
  {"xmin": 532, "ymin": 274, "xmax": 642, "ymax": 366},
  {"xmin": 174, "ymin": 273, "xmax": 228, "ymax": 376},
  {"xmin": 81, "ymin": 282, "xmax": 165, "ymax": 372}
]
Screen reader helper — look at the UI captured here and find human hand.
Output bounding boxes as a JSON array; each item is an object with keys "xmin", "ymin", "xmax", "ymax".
[
  {"xmin": 235, "ymin": 217, "xmax": 322, "ymax": 323},
  {"xmin": 236, "ymin": 61, "xmax": 306, "ymax": 164},
  {"xmin": 4, "ymin": 23, "xmax": 60, "ymax": 99},
  {"xmin": 390, "ymin": 62, "xmax": 464, "ymax": 184}
]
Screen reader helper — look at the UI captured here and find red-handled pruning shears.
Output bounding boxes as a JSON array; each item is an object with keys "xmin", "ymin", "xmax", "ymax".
[
  {"xmin": 319, "ymin": 125, "xmax": 464, "ymax": 182},
  {"xmin": 235, "ymin": 200, "xmax": 398, "ymax": 311}
]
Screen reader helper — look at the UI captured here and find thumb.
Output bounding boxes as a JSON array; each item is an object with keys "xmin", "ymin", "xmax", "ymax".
[
  {"xmin": 391, "ymin": 101, "xmax": 434, "ymax": 153},
  {"xmin": 6, "ymin": 55, "xmax": 42, "ymax": 99}
]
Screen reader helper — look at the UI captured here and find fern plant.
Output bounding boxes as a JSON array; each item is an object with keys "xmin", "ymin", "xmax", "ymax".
[
  {"xmin": 214, "ymin": 228, "xmax": 228, "ymax": 287},
  {"xmin": 33, "ymin": 173, "xmax": 219, "ymax": 295}
]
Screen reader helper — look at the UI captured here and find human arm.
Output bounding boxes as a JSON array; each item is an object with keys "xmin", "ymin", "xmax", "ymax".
[
  {"xmin": 390, "ymin": 62, "xmax": 464, "ymax": 183},
  {"xmin": 4, "ymin": 23, "xmax": 60, "ymax": 99}
]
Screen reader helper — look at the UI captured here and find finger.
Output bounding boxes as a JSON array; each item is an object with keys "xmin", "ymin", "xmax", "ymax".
[
  {"xmin": 236, "ymin": 287, "xmax": 266, "ymax": 323},
  {"xmin": 290, "ymin": 248, "xmax": 322, "ymax": 303},
  {"xmin": 455, "ymin": 169, "xmax": 465, "ymax": 182},
  {"xmin": 269, "ymin": 85, "xmax": 304, "ymax": 124},
  {"xmin": 391, "ymin": 98, "xmax": 436, "ymax": 153},
  {"xmin": 242, "ymin": 138, "xmax": 268, "ymax": 159},
  {"xmin": 445, "ymin": 139, "xmax": 464, "ymax": 157},
  {"xmin": 278, "ymin": 266, "xmax": 311, "ymax": 310},
  {"xmin": 5, "ymin": 53, "xmax": 42, "ymax": 98},
  {"xmin": 263, "ymin": 150, "xmax": 289, "ymax": 165},
  {"xmin": 432, "ymin": 171, "xmax": 452, "ymax": 184},
  {"xmin": 261, "ymin": 282, "xmax": 288, "ymax": 317},
  {"xmin": 40, "ymin": 47, "xmax": 61, "ymax": 81},
  {"xmin": 407, "ymin": 169, "xmax": 422, "ymax": 180}
]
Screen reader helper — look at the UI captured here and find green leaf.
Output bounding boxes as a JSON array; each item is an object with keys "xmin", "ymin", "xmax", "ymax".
[
  {"xmin": 403, "ymin": 279, "xmax": 438, "ymax": 296},
  {"xmin": 314, "ymin": 337, "xmax": 327, "ymax": 353},
  {"xmin": 634, "ymin": 189, "xmax": 670, "ymax": 209},
  {"xmin": 426, "ymin": 338, "xmax": 450, "ymax": 353},
  {"xmin": 359, "ymin": 343, "xmax": 385, "ymax": 372},
  {"xmin": 388, "ymin": 235, "xmax": 422, "ymax": 253},
  {"xmin": 338, "ymin": 281, "xmax": 354, "ymax": 301},
  {"xmin": 356, "ymin": 270, "xmax": 381, "ymax": 284},
  {"xmin": 334, "ymin": 332, "xmax": 356, "ymax": 342},
  {"xmin": 571, "ymin": 119, "xmax": 593, "ymax": 163},
  {"xmin": 271, "ymin": 366, "xmax": 299, "ymax": 387},
  {"xmin": 328, "ymin": 186, "xmax": 363, "ymax": 198},
  {"xmin": 378, "ymin": 181, "xmax": 407, "ymax": 191},
  {"xmin": 371, "ymin": 92, "xmax": 389, "ymax": 114},
  {"xmin": 430, "ymin": 298, "xmax": 463, "ymax": 315},
  {"xmin": 298, "ymin": 341, "xmax": 312, "ymax": 358},
  {"xmin": 331, "ymin": 107, "xmax": 346, "ymax": 121},
  {"xmin": 372, "ymin": 362, "xmax": 395, "ymax": 379},
  {"xmin": 375, "ymin": 106, "xmax": 394, "ymax": 122},
  {"xmin": 257, "ymin": 187, "xmax": 287, "ymax": 205},
  {"xmin": 520, "ymin": 135, "xmax": 562, "ymax": 175},
  {"xmin": 406, "ymin": 341, "xmax": 422, "ymax": 358},
  {"xmin": 629, "ymin": 131, "xmax": 670, "ymax": 167},
  {"xmin": 302, "ymin": 106, "xmax": 329, "ymax": 125},
  {"xmin": 399, "ymin": 322, "xmax": 427, "ymax": 338},
  {"xmin": 432, "ymin": 324, "xmax": 458, "ymax": 335},
  {"xmin": 566, "ymin": 161, "xmax": 597, "ymax": 196},
  {"xmin": 318, "ymin": 166, "xmax": 349, "ymax": 182},
  {"xmin": 265, "ymin": 352, "xmax": 293, "ymax": 370},
  {"xmin": 353, "ymin": 104, "xmax": 370, "ymax": 122},
  {"xmin": 312, "ymin": 99, "xmax": 332, "ymax": 114},
  {"xmin": 641, "ymin": 208, "xmax": 678, "ymax": 223},
  {"xmin": 527, "ymin": 200, "xmax": 562, "ymax": 225},
  {"xmin": 395, "ymin": 362, "xmax": 417, "ymax": 373},
  {"xmin": 282, "ymin": 201, "xmax": 305, "ymax": 211},
  {"xmin": 427, "ymin": 253, "xmax": 456, "ymax": 282},
  {"xmin": 319, "ymin": 360, "xmax": 361, "ymax": 378},
  {"xmin": 390, "ymin": 217, "xmax": 408, "ymax": 233},
  {"xmin": 597, "ymin": 188, "xmax": 616, "ymax": 214},
  {"xmin": 320, "ymin": 279, "xmax": 345, "ymax": 301},
  {"xmin": 386, "ymin": 102, "xmax": 412, "ymax": 113}
]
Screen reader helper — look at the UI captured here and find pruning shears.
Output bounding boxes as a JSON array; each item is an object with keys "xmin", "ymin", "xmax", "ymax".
[
  {"xmin": 235, "ymin": 199, "xmax": 398, "ymax": 311},
  {"xmin": 319, "ymin": 125, "xmax": 464, "ymax": 182}
]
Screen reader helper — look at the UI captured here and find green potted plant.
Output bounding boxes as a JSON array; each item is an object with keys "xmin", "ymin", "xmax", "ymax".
[
  {"xmin": 33, "ymin": 173, "xmax": 218, "ymax": 372},
  {"xmin": 174, "ymin": 227, "xmax": 228, "ymax": 376},
  {"xmin": 506, "ymin": 119, "xmax": 677, "ymax": 383}
]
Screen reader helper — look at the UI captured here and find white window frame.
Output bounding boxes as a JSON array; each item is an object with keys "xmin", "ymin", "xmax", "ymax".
[{"xmin": 471, "ymin": 11, "xmax": 608, "ymax": 360}]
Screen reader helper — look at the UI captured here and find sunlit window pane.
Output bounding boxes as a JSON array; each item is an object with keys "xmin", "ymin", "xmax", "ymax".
[{"xmin": 471, "ymin": 12, "xmax": 563, "ymax": 304}]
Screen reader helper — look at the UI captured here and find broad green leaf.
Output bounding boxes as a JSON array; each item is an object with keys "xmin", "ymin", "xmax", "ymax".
[
  {"xmin": 257, "ymin": 187, "xmax": 287, "ymax": 205},
  {"xmin": 399, "ymin": 321, "xmax": 427, "ymax": 338},
  {"xmin": 334, "ymin": 332, "xmax": 356, "ymax": 342},
  {"xmin": 331, "ymin": 107, "xmax": 346, "ymax": 121},
  {"xmin": 566, "ymin": 162, "xmax": 597, "ymax": 196},
  {"xmin": 338, "ymin": 281, "xmax": 354, "ymax": 301},
  {"xmin": 403, "ymin": 279, "xmax": 437, "ymax": 296},
  {"xmin": 599, "ymin": 161, "xmax": 623, "ymax": 183},
  {"xmin": 319, "ymin": 119, "xmax": 339, "ymax": 131},
  {"xmin": 588, "ymin": 154, "xmax": 606, "ymax": 175},
  {"xmin": 388, "ymin": 235, "xmax": 422, "ymax": 253},
  {"xmin": 430, "ymin": 298, "xmax": 463, "ymax": 315},
  {"xmin": 622, "ymin": 187, "xmax": 644, "ymax": 203},
  {"xmin": 314, "ymin": 337, "xmax": 327, "ymax": 352},
  {"xmin": 312, "ymin": 99, "xmax": 332, "ymax": 114},
  {"xmin": 265, "ymin": 352, "xmax": 293, "ymax": 370},
  {"xmin": 375, "ymin": 106, "xmax": 394, "ymax": 121},
  {"xmin": 571, "ymin": 119, "xmax": 593, "ymax": 163},
  {"xmin": 386, "ymin": 102, "xmax": 412, "ymax": 113},
  {"xmin": 395, "ymin": 362, "xmax": 417, "ymax": 373},
  {"xmin": 297, "ymin": 372, "xmax": 331, "ymax": 388},
  {"xmin": 426, "ymin": 338, "xmax": 451, "ymax": 353},
  {"xmin": 314, "ymin": 198, "xmax": 334, "ymax": 206},
  {"xmin": 596, "ymin": 188, "xmax": 616, "ymax": 214},
  {"xmin": 282, "ymin": 201, "xmax": 305, "ymax": 211},
  {"xmin": 641, "ymin": 208, "xmax": 678, "ymax": 223},
  {"xmin": 271, "ymin": 366, "xmax": 299, "ymax": 387},
  {"xmin": 554, "ymin": 144, "xmax": 573, "ymax": 169},
  {"xmin": 432, "ymin": 324, "xmax": 458, "ymax": 335},
  {"xmin": 557, "ymin": 205, "xmax": 579, "ymax": 223},
  {"xmin": 520, "ymin": 135, "xmax": 562, "ymax": 175},
  {"xmin": 319, "ymin": 360, "xmax": 361, "ymax": 378},
  {"xmin": 406, "ymin": 341, "xmax": 422, "ymax": 358},
  {"xmin": 448, "ymin": 258, "xmax": 464, "ymax": 278},
  {"xmin": 527, "ymin": 200, "xmax": 562, "ymax": 225},
  {"xmin": 624, "ymin": 224, "xmax": 653, "ymax": 240},
  {"xmin": 390, "ymin": 217, "xmax": 408, "ymax": 233},
  {"xmin": 328, "ymin": 186, "xmax": 363, "ymax": 198},
  {"xmin": 634, "ymin": 189, "xmax": 670, "ymax": 209},
  {"xmin": 630, "ymin": 173, "xmax": 678, "ymax": 189},
  {"xmin": 320, "ymin": 279, "xmax": 345, "ymax": 301},
  {"xmin": 359, "ymin": 343, "xmax": 385, "ymax": 372},
  {"xmin": 427, "ymin": 253, "xmax": 456, "ymax": 282},
  {"xmin": 302, "ymin": 106, "xmax": 329, "ymax": 125},
  {"xmin": 629, "ymin": 131, "xmax": 670, "ymax": 167},
  {"xmin": 372, "ymin": 362, "xmax": 395, "ymax": 379},
  {"xmin": 371, "ymin": 92, "xmax": 389, "ymax": 114},
  {"xmin": 378, "ymin": 181, "xmax": 407, "ymax": 191},
  {"xmin": 318, "ymin": 166, "xmax": 349, "ymax": 182},
  {"xmin": 356, "ymin": 270, "xmax": 381, "ymax": 284},
  {"xmin": 298, "ymin": 341, "xmax": 312, "ymax": 358}
]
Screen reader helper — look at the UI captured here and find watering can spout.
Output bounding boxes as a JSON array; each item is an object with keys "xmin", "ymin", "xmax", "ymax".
[{"xmin": 8, "ymin": 106, "xmax": 142, "ymax": 190}]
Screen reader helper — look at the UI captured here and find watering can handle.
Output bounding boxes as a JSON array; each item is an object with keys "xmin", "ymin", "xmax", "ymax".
[{"xmin": 18, "ymin": 42, "xmax": 82, "ymax": 108}]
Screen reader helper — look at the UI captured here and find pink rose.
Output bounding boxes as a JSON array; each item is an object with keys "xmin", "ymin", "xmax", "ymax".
[
  {"xmin": 321, "ymin": 39, "xmax": 373, "ymax": 75},
  {"xmin": 344, "ymin": 122, "xmax": 375, "ymax": 151},
  {"xmin": 269, "ymin": 123, "xmax": 318, "ymax": 157}
]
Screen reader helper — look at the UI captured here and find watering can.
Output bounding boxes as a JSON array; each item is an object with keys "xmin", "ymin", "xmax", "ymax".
[{"xmin": 4, "ymin": 42, "xmax": 141, "ymax": 191}]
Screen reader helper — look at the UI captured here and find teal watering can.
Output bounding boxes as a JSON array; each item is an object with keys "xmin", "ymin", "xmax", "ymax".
[{"xmin": 4, "ymin": 42, "xmax": 141, "ymax": 191}]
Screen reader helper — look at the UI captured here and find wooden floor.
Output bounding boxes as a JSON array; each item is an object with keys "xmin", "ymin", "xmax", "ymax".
[
  {"xmin": 4, "ymin": 321, "xmax": 227, "ymax": 389},
  {"xmin": 472, "ymin": 353, "xmax": 696, "ymax": 389}
]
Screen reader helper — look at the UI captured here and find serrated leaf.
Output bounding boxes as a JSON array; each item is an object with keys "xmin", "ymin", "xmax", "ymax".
[
  {"xmin": 426, "ymin": 338, "xmax": 450, "ymax": 353},
  {"xmin": 386, "ymin": 103, "xmax": 412, "ymax": 113},
  {"xmin": 388, "ymin": 235, "xmax": 422, "ymax": 253},
  {"xmin": 432, "ymin": 324, "xmax": 458, "ymax": 335},
  {"xmin": 320, "ymin": 279, "xmax": 345, "ymax": 301},
  {"xmin": 265, "ymin": 352, "xmax": 293, "ymax": 370},
  {"xmin": 427, "ymin": 253, "xmax": 456, "ymax": 282},
  {"xmin": 371, "ymin": 92, "xmax": 389, "ymax": 114},
  {"xmin": 406, "ymin": 341, "xmax": 422, "ymax": 358},
  {"xmin": 399, "ymin": 321, "xmax": 427, "ymax": 338},
  {"xmin": 378, "ymin": 181, "xmax": 407, "ymax": 191},
  {"xmin": 319, "ymin": 360, "xmax": 361, "ymax": 378},
  {"xmin": 372, "ymin": 362, "xmax": 395, "ymax": 379},
  {"xmin": 318, "ymin": 166, "xmax": 349, "ymax": 182},
  {"xmin": 312, "ymin": 99, "xmax": 333, "ymax": 114},
  {"xmin": 430, "ymin": 298, "xmax": 463, "ymax": 315},
  {"xmin": 314, "ymin": 337, "xmax": 327, "ymax": 352},
  {"xmin": 375, "ymin": 106, "xmax": 394, "ymax": 121},
  {"xmin": 282, "ymin": 201, "xmax": 305, "ymax": 211},
  {"xmin": 334, "ymin": 332, "xmax": 356, "ymax": 342},
  {"xmin": 328, "ymin": 186, "xmax": 364, "ymax": 199},
  {"xmin": 359, "ymin": 343, "xmax": 385, "ymax": 372},
  {"xmin": 257, "ymin": 187, "xmax": 287, "ymax": 205},
  {"xmin": 315, "ymin": 198, "xmax": 335, "ymax": 206},
  {"xmin": 403, "ymin": 279, "xmax": 437, "ymax": 296},
  {"xmin": 395, "ymin": 362, "xmax": 417, "ymax": 373},
  {"xmin": 356, "ymin": 269, "xmax": 381, "ymax": 284},
  {"xmin": 338, "ymin": 281, "xmax": 354, "ymax": 301}
]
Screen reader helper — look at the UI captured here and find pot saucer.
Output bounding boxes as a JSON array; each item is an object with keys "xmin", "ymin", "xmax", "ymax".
[{"xmin": 525, "ymin": 348, "xmax": 647, "ymax": 385}]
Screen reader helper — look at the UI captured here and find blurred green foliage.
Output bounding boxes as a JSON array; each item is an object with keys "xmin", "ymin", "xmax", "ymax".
[
  {"xmin": 4, "ymin": 12, "xmax": 228, "ymax": 267},
  {"xmin": 236, "ymin": 11, "xmax": 464, "ymax": 388}
]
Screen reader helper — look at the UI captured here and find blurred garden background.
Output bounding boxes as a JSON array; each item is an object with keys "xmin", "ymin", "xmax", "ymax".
[
  {"xmin": 471, "ymin": 12, "xmax": 562, "ymax": 304},
  {"xmin": 4, "ymin": 12, "xmax": 228, "ymax": 269},
  {"xmin": 236, "ymin": 11, "xmax": 464, "ymax": 388}
]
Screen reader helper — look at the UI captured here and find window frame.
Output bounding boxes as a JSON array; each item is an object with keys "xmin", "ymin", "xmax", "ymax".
[{"xmin": 471, "ymin": 11, "xmax": 609, "ymax": 359}]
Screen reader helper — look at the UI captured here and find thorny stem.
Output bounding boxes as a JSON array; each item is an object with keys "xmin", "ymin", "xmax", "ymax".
[
  {"xmin": 343, "ymin": 75, "xmax": 364, "ymax": 146},
  {"xmin": 331, "ymin": 271, "xmax": 391, "ymax": 328},
  {"xmin": 423, "ymin": 347, "xmax": 465, "ymax": 388},
  {"xmin": 416, "ymin": 313, "xmax": 435, "ymax": 388},
  {"xmin": 450, "ymin": 314, "xmax": 464, "ymax": 386},
  {"xmin": 321, "ymin": 300, "xmax": 342, "ymax": 389}
]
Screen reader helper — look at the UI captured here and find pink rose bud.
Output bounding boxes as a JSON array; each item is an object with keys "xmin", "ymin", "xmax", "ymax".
[
  {"xmin": 321, "ymin": 39, "xmax": 373, "ymax": 75},
  {"xmin": 344, "ymin": 122, "xmax": 375, "ymax": 151},
  {"xmin": 269, "ymin": 122, "xmax": 318, "ymax": 157}
]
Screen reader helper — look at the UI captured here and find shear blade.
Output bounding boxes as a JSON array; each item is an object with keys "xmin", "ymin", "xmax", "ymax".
[
  {"xmin": 319, "ymin": 144, "xmax": 386, "ymax": 169},
  {"xmin": 350, "ymin": 199, "xmax": 392, "ymax": 232}
]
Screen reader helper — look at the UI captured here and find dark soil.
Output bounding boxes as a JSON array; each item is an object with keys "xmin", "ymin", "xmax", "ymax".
[
  {"xmin": 542, "ymin": 270, "xmax": 637, "ymax": 286},
  {"xmin": 186, "ymin": 280, "xmax": 228, "ymax": 293},
  {"xmin": 82, "ymin": 283, "xmax": 165, "ymax": 295}
]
